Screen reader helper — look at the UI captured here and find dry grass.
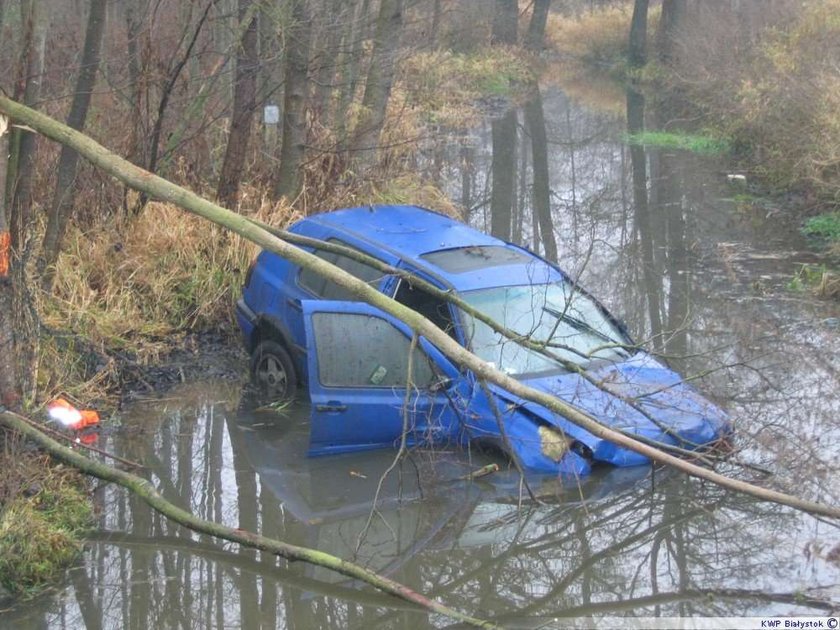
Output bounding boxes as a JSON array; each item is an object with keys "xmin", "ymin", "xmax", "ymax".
[
  {"xmin": 398, "ymin": 47, "xmax": 534, "ymax": 128},
  {"xmin": 672, "ymin": 0, "xmax": 840, "ymax": 199},
  {"xmin": 544, "ymin": 5, "xmax": 638, "ymax": 69},
  {"xmin": 42, "ymin": 199, "xmax": 299, "ymax": 362}
]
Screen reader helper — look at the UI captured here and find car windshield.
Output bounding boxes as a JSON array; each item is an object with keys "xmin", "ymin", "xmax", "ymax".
[{"xmin": 460, "ymin": 283, "xmax": 631, "ymax": 377}]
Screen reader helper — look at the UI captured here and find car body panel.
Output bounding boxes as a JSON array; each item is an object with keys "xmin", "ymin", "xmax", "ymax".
[{"xmin": 302, "ymin": 300, "xmax": 465, "ymax": 456}]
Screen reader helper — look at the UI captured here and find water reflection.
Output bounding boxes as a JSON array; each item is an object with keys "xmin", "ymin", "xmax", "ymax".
[
  {"xmin": 6, "ymin": 382, "xmax": 838, "ymax": 628},
  {"xmin": 5, "ymin": 81, "xmax": 840, "ymax": 627}
]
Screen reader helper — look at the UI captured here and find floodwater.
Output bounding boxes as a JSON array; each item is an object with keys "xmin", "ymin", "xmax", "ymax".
[{"xmin": 4, "ymin": 82, "xmax": 839, "ymax": 628}]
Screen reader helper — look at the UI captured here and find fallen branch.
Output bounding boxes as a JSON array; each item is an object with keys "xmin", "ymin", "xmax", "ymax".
[
  {"xmin": 0, "ymin": 407, "xmax": 498, "ymax": 629},
  {"xmin": 1, "ymin": 95, "xmax": 838, "ymax": 522}
]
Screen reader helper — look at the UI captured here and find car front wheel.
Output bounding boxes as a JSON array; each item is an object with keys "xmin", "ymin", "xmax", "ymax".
[{"xmin": 250, "ymin": 340, "xmax": 297, "ymax": 400}]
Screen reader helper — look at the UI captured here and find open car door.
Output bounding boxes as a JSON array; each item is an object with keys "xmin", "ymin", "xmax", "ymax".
[{"xmin": 302, "ymin": 301, "xmax": 463, "ymax": 456}]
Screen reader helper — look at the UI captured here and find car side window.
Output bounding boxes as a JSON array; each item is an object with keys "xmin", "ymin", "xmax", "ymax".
[
  {"xmin": 312, "ymin": 312, "xmax": 435, "ymax": 388},
  {"xmin": 298, "ymin": 243, "xmax": 384, "ymax": 300},
  {"xmin": 393, "ymin": 280, "xmax": 458, "ymax": 340}
]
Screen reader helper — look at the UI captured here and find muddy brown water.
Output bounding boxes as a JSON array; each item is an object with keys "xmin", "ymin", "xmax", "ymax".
[{"xmin": 3, "ymin": 84, "xmax": 839, "ymax": 628}]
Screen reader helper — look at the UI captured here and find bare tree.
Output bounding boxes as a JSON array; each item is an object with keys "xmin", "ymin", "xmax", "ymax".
[
  {"xmin": 133, "ymin": 1, "xmax": 215, "ymax": 215},
  {"xmin": 490, "ymin": 109, "xmax": 516, "ymax": 241},
  {"xmin": 7, "ymin": 0, "xmax": 46, "ymax": 250},
  {"xmin": 524, "ymin": 87, "xmax": 557, "ymax": 262},
  {"xmin": 492, "ymin": 0, "xmax": 518, "ymax": 45},
  {"xmin": 628, "ymin": 0, "xmax": 649, "ymax": 68},
  {"xmin": 335, "ymin": 0, "xmax": 371, "ymax": 149},
  {"xmin": 348, "ymin": 0, "xmax": 404, "ymax": 169},
  {"xmin": 0, "ymin": 116, "xmax": 16, "ymax": 409},
  {"xmin": 38, "ymin": 0, "xmax": 107, "ymax": 289},
  {"xmin": 216, "ymin": 0, "xmax": 259, "ymax": 208},
  {"xmin": 274, "ymin": 0, "xmax": 313, "ymax": 201},
  {"xmin": 657, "ymin": 0, "xmax": 687, "ymax": 65},
  {"xmin": 525, "ymin": 0, "xmax": 551, "ymax": 51}
]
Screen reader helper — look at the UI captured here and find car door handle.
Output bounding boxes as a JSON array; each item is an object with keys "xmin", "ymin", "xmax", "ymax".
[
  {"xmin": 286, "ymin": 298, "xmax": 302, "ymax": 311},
  {"xmin": 315, "ymin": 403, "xmax": 347, "ymax": 413}
]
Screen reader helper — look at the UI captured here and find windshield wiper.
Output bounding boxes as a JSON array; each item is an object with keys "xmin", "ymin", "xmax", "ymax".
[{"xmin": 541, "ymin": 305, "xmax": 626, "ymax": 353}]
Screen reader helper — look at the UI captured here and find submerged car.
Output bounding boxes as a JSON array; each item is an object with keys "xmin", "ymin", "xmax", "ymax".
[{"xmin": 236, "ymin": 205, "xmax": 730, "ymax": 476}]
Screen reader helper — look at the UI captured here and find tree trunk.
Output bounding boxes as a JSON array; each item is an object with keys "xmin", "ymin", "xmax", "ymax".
[
  {"xmin": 9, "ymin": 0, "xmax": 47, "ymax": 251},
  {"xmin": 491, "ymin": 0, "xmax": 518, "ymax": 46},
  {"xmin": 309, "ymin": 0, "xmax": 345, "ymax": 127},
  {"xmin": 430, "ymin": 0, "xmax": 442, "ymax": 49},
  {"xmin": 628, "ymin": 0, "xmax": 649, "ymax": 68},
  {"xmin": 0, "ymin": 122, "xmax": 17, "ymax": 408},
  {"xmin": 490, "ymin": 109, "xmax": 516, "ymax": 241},
  {"xmin": 525, "ymin": 0, "xmax": 550, "ymax": 51},
  {"xmin": 216, "ymin": 0, "xmax": 259, "ymax": 209},
  {"xmin": 5, "ymin": 93, "xmax": 840, "ymax": 522},
  {"xmin": 124, "ymin": 0, "xmax": 145, "ymax": 166},
  {"xmin": 38, "ymin": 0, "xmax": 107, "ymax": 290},
  {"xmin": 657, "ymin": 0, "xmax": 686, "ymax": 65},
  {"xmin": 135, "ymin": 1, "xmax": 213, "ymax": 215},
  {"xmin": 626, "ymin": 86, "xmax": 663, "ymax": 348},
  {"xmin": 348, "ymin": 0, "xmax": 403, "ymax": 169},
  {"xmin": 335, "ymin": 0, "xmax": 370, "ymax": 149},
  {"xmin": 274, "ymin": 0, "xmax": 313, "ymax": 201},
  {"xmin": 524, "ymin": 88, "xmax": 557, "ymax": 263}
]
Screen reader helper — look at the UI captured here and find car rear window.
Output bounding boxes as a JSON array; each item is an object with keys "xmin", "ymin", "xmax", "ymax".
[
  {"xmin": 298, "ymin": 241, "xmax": 384, "ymax": 300},
  {"xmin": 420, "ymin": 246, "xmax": 533, "ymax": 273}
]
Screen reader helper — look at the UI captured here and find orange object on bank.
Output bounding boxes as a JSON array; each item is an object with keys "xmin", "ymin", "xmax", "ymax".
[
  {"xmin": 0, "ymin": 230, "xmax": 10, "ymax": 278},
  {"xmin": 47, "ymin": 398, "xmax": 100, "ymax": 430}
]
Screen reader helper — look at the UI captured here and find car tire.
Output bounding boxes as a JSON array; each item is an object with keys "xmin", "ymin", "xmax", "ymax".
[{"xmin": 250, "ymin": 340, "xmax": 297, "ymax": 400}]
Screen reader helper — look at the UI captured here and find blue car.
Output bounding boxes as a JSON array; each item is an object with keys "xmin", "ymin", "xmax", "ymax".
[{"xmin": 236, "ymin": 205, "xmax": 730, "ymax": 476}]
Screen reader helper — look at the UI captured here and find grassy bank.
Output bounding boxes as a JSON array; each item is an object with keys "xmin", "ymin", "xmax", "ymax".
[{"xmin": 0, "ymin": 442, "xmax": 92, "ymax": 599}]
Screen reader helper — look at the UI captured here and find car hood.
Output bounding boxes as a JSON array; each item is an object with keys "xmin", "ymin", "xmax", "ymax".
[{"xmin": 488, "ymin": 353, "xmax": 730, "ymax": 466}]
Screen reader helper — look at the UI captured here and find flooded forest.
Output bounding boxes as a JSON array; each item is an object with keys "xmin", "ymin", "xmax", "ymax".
[{"xmin": 0, "ymin": 0, "xmax": 838, "ymax": 628}]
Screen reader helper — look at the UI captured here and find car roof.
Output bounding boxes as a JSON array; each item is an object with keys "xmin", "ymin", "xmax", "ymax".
[{"xmin": 298, "ymin": 205, "xmax": 564, "ymax": 291}]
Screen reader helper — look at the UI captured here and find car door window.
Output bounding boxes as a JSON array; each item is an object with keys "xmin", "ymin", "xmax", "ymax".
[
  {"xmin": 312, "ymin": 312, "xmax": 435, "ymax": 388},
  {"xmin": 298, "ymin": 242, "xmax": 384, "ymax": 300}
]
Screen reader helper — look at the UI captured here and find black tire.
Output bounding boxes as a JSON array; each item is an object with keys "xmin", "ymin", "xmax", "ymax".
[{"xmin": 250, "ymin": 340, "xmax": 297, "ymax": 400}]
